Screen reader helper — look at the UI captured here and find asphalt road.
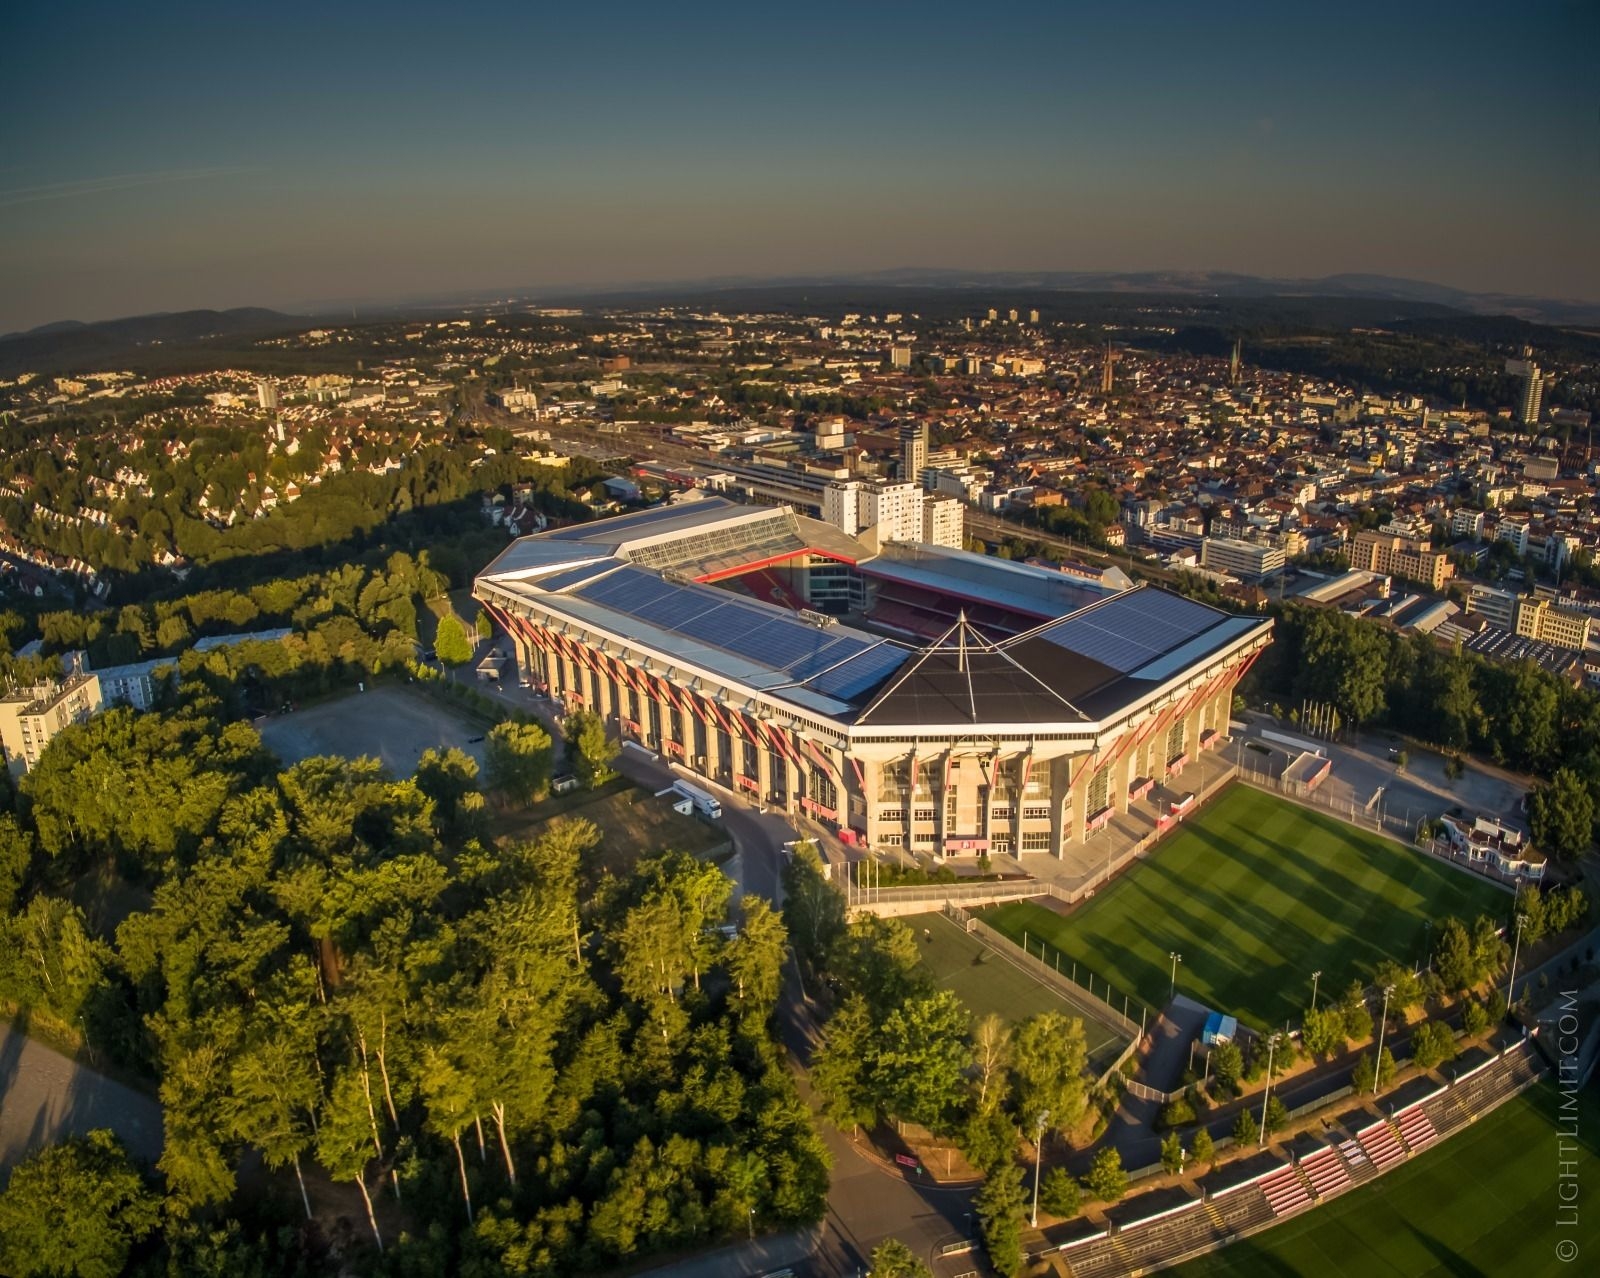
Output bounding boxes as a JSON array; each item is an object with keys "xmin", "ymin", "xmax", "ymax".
[{"xmin": 0, "ymin": 1025, "xmax": 162, "ymax": 1176}]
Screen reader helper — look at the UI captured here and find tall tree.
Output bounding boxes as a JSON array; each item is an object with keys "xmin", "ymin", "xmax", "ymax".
[
  {"xmin": 434, "ymin": 614, "xmax": 473, "ymax": 666},
  {"xmin": 482, "ymin": 721, "xmax": 554, "ymax": 806},
  {"xmin": 974, "ymin": 1160, "xmax": 1027, "ymax": 1278},
  {"xmin": 1528, "ymin": 768, "xmax": 1594, "ymax": 861},
  {"xmin": 0, "ymin": 1130, "xmax": 161, "ymax": 1278},
  {"xmin": 971, "ymin": 1014, "xmax": 1013, "ymax": 1116},
  {"xmin": 811, "ymin": 995, "xmax": 879, "ymax": 1133},
  {"xmin": 724, "ymin": 896, "xmax": 788, "ymax": 1021},
  {"xmin": 1010, "ymin": 1012, "xmax": 1088, "ymax": 1134},
  {"xmin": 566, "ymin": 709, "xmax": 619, "ymax": 789},
  {"xmin": 872, "ymin": 989, "xmax": 971, "ymax": 1135},
  {"xmin": 869, "ymin": 1238, "xmax": 933, "ymax": 1278},
  {"xmin": 228, "ymin": 1005, "xmax": 321, "ymax": 1219},
  {"xmin": 316, "ymin": 1066, "xmax": 385, "ymax": 1253}
]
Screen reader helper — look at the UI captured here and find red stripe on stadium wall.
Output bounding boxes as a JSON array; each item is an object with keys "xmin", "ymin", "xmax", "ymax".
[
  {"xmin": 710, "ymin": 698, "xmax": 737, "ymax": 737},
  {"xmin": 1094, "ymin": 668, "xmax": 1214, "ymax": 778},
  {"xmin": 1092, "ymin": 645, "xmax": 1256, "ymax": 780},
  {"xmin": 1019, "ymin": 751, "xmax": 1034, "ymax": 792},
  {"xmin": 732, "ymin": 708, "xmax": 763, "ymax": 745},
  {"xmin": 760, "ymin": 719, "xmax": 802, "ymax": 769},
  {"xmin": 848, "ymin": 755, "xmax": 865, "ymax": 789},
  {"xmin": 803, "ymin": 736, "xmax": 840, "ymax": 781}
]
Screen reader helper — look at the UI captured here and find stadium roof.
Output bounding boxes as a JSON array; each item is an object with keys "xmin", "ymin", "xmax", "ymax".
[{"xmin": 478, "ymin": 499, "xmax": 1270, "ymax": 729}]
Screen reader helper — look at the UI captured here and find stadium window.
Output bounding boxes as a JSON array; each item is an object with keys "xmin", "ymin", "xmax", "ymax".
[
  {"xmin": 945, "ymin": 793, "xmax": 958, "ymax": 822},
  {"xmin": 1021, "ymin": 832, "xmax": 1051, "ymax": 852},
  {"xmin": 1088, "ymin": 768, "xmax": 1110, "ymax": 814},
  {"xmin": 1167, "ymin": 721, "xmax": 1185, "ymax": 757},
  {"xmin": 990, "ymin": 805, "xmax": 1015, "ymax": 822},
  {"xmin": 913, "ymin": 807, "xmax": 936, "ymax": 823},
  {"xmin": 1023, "ymin": 805, "xmax": 1051, "ymax": 821},
  {"xmin": 878, "ymin": 808, "xmax": 906, "ymax": 822},
  {"xmin": 881, "ymin": 833, "xmax": 904, "ymax": 846}
]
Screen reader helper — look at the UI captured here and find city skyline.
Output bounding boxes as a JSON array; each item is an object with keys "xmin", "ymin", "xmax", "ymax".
[{"xmin": 2, "ymin": 0, "xmax": 1597, "ymax": 332}]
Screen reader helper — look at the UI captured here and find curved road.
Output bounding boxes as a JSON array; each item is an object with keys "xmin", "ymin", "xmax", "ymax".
[{"xmin": 0, "ymin": 1025, "xmax": 162, "ymax": 1176}]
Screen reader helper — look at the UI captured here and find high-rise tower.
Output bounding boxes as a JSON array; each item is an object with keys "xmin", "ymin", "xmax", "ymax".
[{"xmin": 899, "ymin": 421, "xmax": 928, "ymax": 486}]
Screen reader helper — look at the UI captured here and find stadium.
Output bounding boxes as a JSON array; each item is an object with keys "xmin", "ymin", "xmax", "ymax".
[{"xmin": 473, "ymin": 497, "xmax": 1272, "ymax": 861}]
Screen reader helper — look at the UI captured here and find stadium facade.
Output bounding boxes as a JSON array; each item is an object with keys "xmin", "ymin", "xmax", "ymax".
[{"xmin": 474, "ymin": 497, "xmax": 1271, "ymax": 860}]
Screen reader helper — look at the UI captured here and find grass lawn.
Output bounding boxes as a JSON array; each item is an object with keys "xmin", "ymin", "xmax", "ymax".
[
  {"xmin": 1173, "ymin": 1079, "xmax": 1600, "ymax": 1277},
  {"xmin": 907, "ymin": 912, "xmax": 1130, "ymax": 1073},
  {"xmin": 984, "ymin": 784, "xmax": 1511, "ymax": 1029}
]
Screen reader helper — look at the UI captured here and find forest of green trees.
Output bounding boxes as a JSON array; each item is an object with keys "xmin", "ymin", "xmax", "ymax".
[{"xmin": 0, "ymin": 668, "xmax": 825, "ymax": 1273}]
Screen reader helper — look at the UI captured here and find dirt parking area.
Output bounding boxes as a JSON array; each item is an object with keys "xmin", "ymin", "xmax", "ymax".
[{"xmin": 259, "ymin": 685, "xmax": 488, "ymax": 777}]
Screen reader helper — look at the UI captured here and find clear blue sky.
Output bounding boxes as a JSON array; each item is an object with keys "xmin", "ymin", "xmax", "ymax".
[{"xmin": 2, "ymin": 0, "xmax": 1595, "ymax": 330}]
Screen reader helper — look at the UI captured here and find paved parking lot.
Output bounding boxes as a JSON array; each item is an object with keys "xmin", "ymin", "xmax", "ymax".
[{"xmin": 259, "ymin": 684, "xmax": 488, "ymax": 776}]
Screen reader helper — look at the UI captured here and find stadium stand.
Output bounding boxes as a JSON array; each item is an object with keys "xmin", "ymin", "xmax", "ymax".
[
  {"xmin": 1299, "ymin": 1146, "xmax": 1352, "ymax": 1199},
  {"xmin": 1395, "ymin": 1105, "xmax": 1439, "ymax": 1153},
  {"xmin": 1356, "ymin": 1119, "xmax": 1407, "ymax": 1172},
  {"xmin": 1259, "ymin": 1165, "xmax": 1312, "ymax": 1216}
]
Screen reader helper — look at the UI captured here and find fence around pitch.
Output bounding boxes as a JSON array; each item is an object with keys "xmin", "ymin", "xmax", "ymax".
[{"xmin": 842, "ymin": 876, "xmax": 1059, "ymax": 915}]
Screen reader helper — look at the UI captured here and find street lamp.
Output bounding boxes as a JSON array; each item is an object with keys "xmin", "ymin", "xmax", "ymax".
[
  {"xmin": 1372, "ymin": 985, "xmax": 1395, "ymax": 1096},
  {"xmin": 1030, "ymin": 1110, "xmax": 1051, "ymax": 1227},
  {"xmin": 1310, "ymin": 970, "xmax": 1322, "ymax": 1011},
  {"xmin": 1506, "ymin": 914, "xmax": 1527, "ymax": 1011},
  {"xmin": 1170, "ymin": 952, "xmax": 1183, "ymax": 999},
  {"xmin": 1258, "ymin": 1033, "xmax": 1278, "ymax": 1146}
]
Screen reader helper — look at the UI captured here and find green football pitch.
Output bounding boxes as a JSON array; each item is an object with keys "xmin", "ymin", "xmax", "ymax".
[
  {"xmin": 907, "ymin": 911, "xmax": 1132, "ymax": 1073},
  {"xmin": 1172, "ymin": 1079, "xmax": 1600, "ymax": 1277},
  {"xmin": 983, "ymin": 784, "xmax": 1512, "ymax": 1029}
]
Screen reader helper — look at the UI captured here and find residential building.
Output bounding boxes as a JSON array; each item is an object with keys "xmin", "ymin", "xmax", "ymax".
[
  {"xmin": 921, "ymin": 494, "xmax": 964, "ymax": 549},
  {"xmin": 1349, "ymin": 530, "xmax": 1454, "ymax": 591},
  {"xmin": 1449, "ymin": 508, "xmax": 1485, "ymax": 540},
  {"xmin": 0, "ymin": 674, "xmax": 102, "ymax": 773},
  {"xmin": 899, "ymin": 422, "xmax": 928, "ymax": 485}
]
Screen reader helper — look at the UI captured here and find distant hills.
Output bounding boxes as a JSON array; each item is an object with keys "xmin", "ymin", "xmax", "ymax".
[
  {"xmin": 538, "ymin": 269, "xmax": 1600, "ymax": 327},
  {"xmin": 0, "ymin": 307, "xmax": 304, "ymax": 377},
  {"xmin": 5, "ymin": 268, "xmax": 1597, "ymax": 380}
]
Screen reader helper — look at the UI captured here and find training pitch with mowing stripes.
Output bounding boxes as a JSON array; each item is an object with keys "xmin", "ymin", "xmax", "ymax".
[
  {"xmin": 907, "ymin": 910, "xmax": 1131, "ymax": 1074},
  {"xmin": 983, "ymin": 783, "xmax": 1512, "ymax": 1030}
]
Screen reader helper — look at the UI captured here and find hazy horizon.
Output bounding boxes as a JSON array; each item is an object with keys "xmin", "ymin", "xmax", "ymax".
[{"xmin": 4, "ymin": 0, "xmax": 1596, "ymax": 333}]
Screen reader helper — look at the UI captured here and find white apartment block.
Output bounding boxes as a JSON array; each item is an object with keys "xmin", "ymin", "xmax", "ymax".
[{"xmin": 921, "ymin": 495, "xmax": 965, "ymax": 549}]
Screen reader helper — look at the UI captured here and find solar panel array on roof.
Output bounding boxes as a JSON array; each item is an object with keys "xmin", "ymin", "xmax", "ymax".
[
  {"xmin": 808, "ymin": 644, "xmax": 910, "ymax": 700},
  {"xmin": 1035, "ymin": 589, "xmax": 1225, "ymax": 674},
  {"xmin": 570, "ymin": 565, "xmax": 907, "ymax": 701},
  {"xmin": 481, "ymin": 539, "xmax": 608, "ymax": 578},
  {"xmin": 536, "ymin": 561, "xmax": 621, "ymax": 592}
]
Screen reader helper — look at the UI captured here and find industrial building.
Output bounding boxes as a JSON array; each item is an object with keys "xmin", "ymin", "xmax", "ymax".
[{"xmin": 474, "ymin": 497, "xmax": 1271, "ymax": 860}]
